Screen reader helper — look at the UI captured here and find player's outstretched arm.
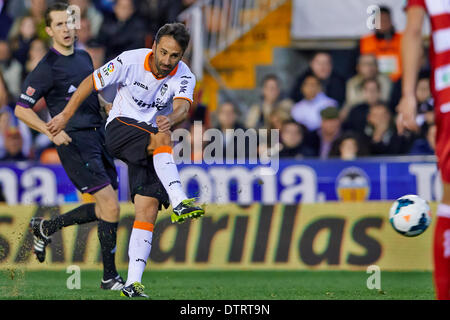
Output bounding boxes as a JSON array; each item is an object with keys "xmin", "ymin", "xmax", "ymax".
[
  {"xmin": 46, "ymin": 74, "xmax": 94, "ymax": 135},
  {"xmin": 15, "ymin": 106, "xmax": 72, "ymax": 145},
  {"xmin": 396, "ymin": 6, "xmax": 425, "ymax": 135}
]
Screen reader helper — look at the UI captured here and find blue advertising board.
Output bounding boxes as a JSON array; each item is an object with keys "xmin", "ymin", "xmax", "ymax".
[{"xmin": 0, "ymin": 156, "xmax": 440, "ymax": 204}]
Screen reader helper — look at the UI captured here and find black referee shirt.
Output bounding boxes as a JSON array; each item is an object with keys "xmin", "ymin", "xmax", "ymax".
[{"xmin": 16, "ymin": 47, "xmax": 103, "ymax": 132}]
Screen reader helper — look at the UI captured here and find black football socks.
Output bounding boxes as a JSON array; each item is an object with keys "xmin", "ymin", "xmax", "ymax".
[
  {"xmin": 42, "ymin": 203, "xmax": 97, "ymax": 236},
  {"xmin": 98, "ymin": 219, "xmax": 119, "ymax": 280}
]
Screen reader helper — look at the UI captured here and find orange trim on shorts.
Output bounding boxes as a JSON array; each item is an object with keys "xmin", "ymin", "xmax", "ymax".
[
  {"xmin": 153, "ymin": 145, "xmax": 172, "ymax": 155},
  {"xmin": 133, "ymin": 220, "xmax": 154, "ymax": 232},
  {"xmin": 116, "ymin": 117, "xmax": 155, "ymax": 135}
]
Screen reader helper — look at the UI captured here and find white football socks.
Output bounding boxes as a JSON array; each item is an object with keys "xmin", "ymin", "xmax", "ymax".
[
  {"xmin": 125, "ymin": 221, "xmax": 153, "ymax": 287},
  {"xmin": 153, "ymin": 146, "xmax": 188, "ymax": 208}
]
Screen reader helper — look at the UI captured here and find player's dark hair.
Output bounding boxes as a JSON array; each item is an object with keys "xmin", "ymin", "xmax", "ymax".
[
  {"xmin": 45, "ymin": 2, "xmax": 69, "ymax": 27},
  {"xmin": 155, "ymin": 23, "xmax": 190, "ymax": 52}
]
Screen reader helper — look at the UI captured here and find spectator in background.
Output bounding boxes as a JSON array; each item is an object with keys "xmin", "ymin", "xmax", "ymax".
[
  {"xmin": 409, "ymin": 123, "xmax": 436, "ymax": 156},
  {"xmin": 289, "ymin": 51, "xmax": 346, "ymax": 107},
  {"xmin": 214, "ymin": 101, "xmax": 249, "ymax": 160},
  {"xmin": 341, "ymin": 53, "xmax": 391, "ymax": 120},
  {"xmin": 8, "ymin": 15, "xmax": 37, "ymax": 66},
  {"xmin": 97, "ymin": 0, "xmax": 146, "ymax": 61},
  {"xmin": 329, "ymin": 131, "xmax": 368, "ymax": 160},
  {"xmin": 414, "ymin": 71, "xmax": 433, "ymax": 136},
  {"xmin": 342, "ymin": 78, "xmax": 382, "ymax": 134},
  {"xmin": 267, "ymin": 108, "xmax": 290, "ymax": 131},
  {"xmin": 307, "ymin": 106, "xmax": 343, "ymax": 159},
  {"xmin": 75, "ymin": 17, "xmax": 93, "ymax": 50},
  {"xmin": 23, "ymin": 38, "xmax": 47, "ymax": 79},
  {"xmin": 278, "ymin": 120, "xmax": 315, "ymax": 159},
  {"xmin": 364, "ymin": 102, "xmax": 412, "ymax": 155},
  {"xmin": 245, "ymin": 74, "xmax": 293, "ymax": 130},
  {"xmin": 0, "ymin": 0, "xmax": 13, "ymax": 40},
  {"xmin": 0, "ymin": 127, "xmax": 27, "ymax": 161},
  {"xmin": 84, "ymin": 40, "xmax": 105, "ymax": 69},
  {"xmin": 291, "ymin": 74, "xmax": 338, "ymax": 132},
  {"xmin": 0, "ymin": 40, "xmax": 22, "ymax": 98},
  {"xmin": 69, "ymin": 0, "xmax": 103, "ymax": 38},
  {"xmin": 360, "ymin": 6, "xmax": 402, "ymax": 82},
  {"xmin": 0, "ymin": 105, "xmax": 32, "ymax": 159}
]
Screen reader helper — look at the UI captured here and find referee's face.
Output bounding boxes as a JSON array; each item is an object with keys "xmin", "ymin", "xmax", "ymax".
[
  {"xmin": 152, "ymin": 36, "xmax": 183, "ymax": 77},
  {"xmin": 46, "ymin": 11, "xmax": 75, "ymax": 49}
]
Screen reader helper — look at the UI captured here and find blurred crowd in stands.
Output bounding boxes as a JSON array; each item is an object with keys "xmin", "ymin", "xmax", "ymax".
[{"xmin": 0, "ymin": 1, "xmax": 436, "ymax": 163}]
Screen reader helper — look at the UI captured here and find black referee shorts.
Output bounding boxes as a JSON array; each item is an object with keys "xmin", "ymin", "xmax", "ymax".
[
  {"xmin": 56, "ymin": 126, "xmax": 118, "ymax": 194},
  {"xmin": 105, "ymin": 117, "xmax": 170, "ymax": 209}
]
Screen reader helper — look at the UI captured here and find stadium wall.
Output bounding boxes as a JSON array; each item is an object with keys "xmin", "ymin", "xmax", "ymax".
[{"xmin": 0, "ymin": 202, "xmax": 434, "ymax": 271}]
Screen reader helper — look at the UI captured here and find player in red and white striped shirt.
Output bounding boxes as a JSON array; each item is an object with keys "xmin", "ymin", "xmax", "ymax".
[{"xmin": 397, "ymin": 0, "xmax": 450, "ymax": 300}]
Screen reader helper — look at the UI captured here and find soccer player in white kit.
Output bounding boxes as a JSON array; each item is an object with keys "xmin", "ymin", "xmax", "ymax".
[{"xmin": 47, "ymin": 23, "xmax": 205, "ymax": 298}]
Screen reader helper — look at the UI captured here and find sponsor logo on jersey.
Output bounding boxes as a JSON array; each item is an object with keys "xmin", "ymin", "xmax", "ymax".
[
  {"xmin": 179, "ymin": 85, "xmax": 187, "ymax": 94},
  {"xmin": 68, "ymin": 85, "xmax": 77, "ymax": 93},
  {"xmin": 181, "ymin": 80, "xmax": 189, "ymax": 85},
  {"xmin": 133, "ymin": 81, "xmax": 148, "ymax": 90},
  {"xmin": 181, "ymin": 75, "xmax": 191, "ymax": 79},
  {"xmin": 20, "ymin": 94, "xmax": 36, "ymax": 104},
  {"xmin": 132, "ymin": 96, "xmax": 168, "ymax": 110},
  {"xmin": 102, "ymin": 62, "xmax": 114, "ymax": 77},
  {"xmin": 26, "ymin": 86, "xmax": 35, "ymax": 96}
]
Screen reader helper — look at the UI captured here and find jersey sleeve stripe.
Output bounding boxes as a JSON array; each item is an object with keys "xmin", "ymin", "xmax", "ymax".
[
  {"xmin": 16, "ymin": 101, "xmax": 31, "ymax": 108},
  {"xmin": 92, "ymin": 72, "xmax": 98, "ymax": 91},
  {"xmin": 173, "ymin": 96, "xmax": 193, "ymax": 104}
]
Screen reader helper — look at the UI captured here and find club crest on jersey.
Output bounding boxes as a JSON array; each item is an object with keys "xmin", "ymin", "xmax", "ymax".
[{"xmin": 160, "ymin": 84, "xmax": 168, "ymax": 96}]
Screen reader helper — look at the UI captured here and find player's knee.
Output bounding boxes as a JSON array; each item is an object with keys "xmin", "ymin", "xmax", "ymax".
[
  {"xmin": 147, "ymin": 132, "xmax": 172, "ymax": 155},
  {"xmin": 135, "ymin": 197, "xmax": 159, "ymax": 223},
  {"xmin": 98, "ymin": 198, "xmax": 120, "ymax": 221}
]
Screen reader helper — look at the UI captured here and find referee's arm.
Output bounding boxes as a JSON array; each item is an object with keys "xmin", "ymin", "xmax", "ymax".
[
  {"xmin": 47, "ymin": 74, "xmax": 95, "ymax": 135},
  {"xmin": 15, "ymin": 106, "xmax": 72, "ymax": 146}
]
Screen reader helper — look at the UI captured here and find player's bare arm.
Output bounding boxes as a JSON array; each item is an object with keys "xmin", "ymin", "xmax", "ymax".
[
  {"xmin": 156, "ymin": 98, "xmax": 191, "ymax": 133},
  {"xmin": 396, "ymin": 6, "xmax": 425, "ymax": 135},
  {"xmin": 46, "ymin": 74, "xmax": 95, "ymax": 135},
  {"xmin": 15, "ymin": 105, "xmax": 72, "ymax": 146}
]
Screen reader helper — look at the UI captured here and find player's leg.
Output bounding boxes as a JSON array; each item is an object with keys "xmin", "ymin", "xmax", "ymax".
[
  {"xmin": 30, "ymin": 202, "xmax": 98, "ymax": 263},
  {"xmin": 91, "ymin": 185, "xmax": 123, "ymax": 289},
  {"xmin": 148, "ymin": 131, "xmax": 204, "ymax": 223},
  {"xmin": 121, "ymin": 195, "xmax": 159, "ymax": 298},
  {"xmin": 434, "ymin": 182, "xmax": 450, "ymax": 300},
  {"xmin": 433, "ymin": 114, "xmax": 450, "ymax": 300}
]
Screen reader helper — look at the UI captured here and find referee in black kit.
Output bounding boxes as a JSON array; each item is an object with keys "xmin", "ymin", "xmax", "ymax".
[{"xmin": 14, "ymin": 2, "xmax": 124, "ymax": 290}]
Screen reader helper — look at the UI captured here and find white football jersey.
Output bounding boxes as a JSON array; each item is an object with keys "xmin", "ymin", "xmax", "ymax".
[{"xmin": 92, "ymin": 48, "xmax": 196, "ymax": 127}]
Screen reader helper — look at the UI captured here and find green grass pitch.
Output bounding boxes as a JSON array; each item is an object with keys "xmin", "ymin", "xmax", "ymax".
[{"xmin": 0, "ymin": 270, "xmax": 434, "ymax": 300}]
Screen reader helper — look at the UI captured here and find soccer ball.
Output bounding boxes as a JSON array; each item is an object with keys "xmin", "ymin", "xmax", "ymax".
[{"xmin": 389, "ymin": 194, "xmax": 432, "ymax": 237}]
